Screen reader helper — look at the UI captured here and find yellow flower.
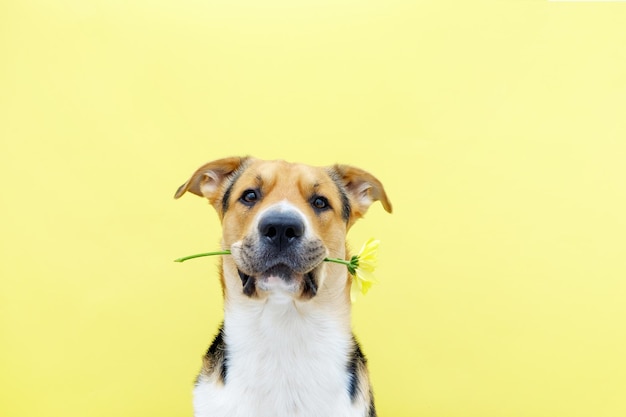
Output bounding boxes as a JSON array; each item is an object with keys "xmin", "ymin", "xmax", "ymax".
[{"xmin": 349, "ymin": 238, "xmax": 380, "ymax": 303}]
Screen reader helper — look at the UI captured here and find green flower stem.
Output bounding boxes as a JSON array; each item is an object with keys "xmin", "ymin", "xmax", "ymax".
[
  {"xmin": 174, "ymin": 250, "xmax": 231, "ymax": 263},
  {"xmin": 174, "ymin": 250, "xmax": 357, "ymax": 274},
  {"xmin": 323, "ymin": 257, "xmax": 351, "ymax": 267},
  {"xmin": 321, "ymin": 256, "xmax": 359, "ymax": 275}
]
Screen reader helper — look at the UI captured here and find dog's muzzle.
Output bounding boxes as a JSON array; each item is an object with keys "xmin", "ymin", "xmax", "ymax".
[{"xmin": 233, "ymin": 209, "xmax": 326, "ymax": 299}]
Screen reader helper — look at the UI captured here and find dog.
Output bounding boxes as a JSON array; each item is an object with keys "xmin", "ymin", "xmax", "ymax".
[{"xmin": 175, "ymin": 156, "xmax": 392, "ymax": 417}]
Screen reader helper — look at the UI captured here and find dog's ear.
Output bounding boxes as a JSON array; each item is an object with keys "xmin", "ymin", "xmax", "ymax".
[
  {"xmin": 330, "ymin": 164, "xmax": 392, "ymax": 222},
  {"xmin": 174, "ymin": 157, "xmax": 249, "ymax": 206}
]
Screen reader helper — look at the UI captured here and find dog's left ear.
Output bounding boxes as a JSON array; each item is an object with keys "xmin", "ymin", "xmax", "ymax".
[
  {"xmin": 330, "ymin": 164, "xmax": 392, "ymax": 222},
  {"xmin": 174, "ymin": 156, "xmax": 249, "ymax": 207}
]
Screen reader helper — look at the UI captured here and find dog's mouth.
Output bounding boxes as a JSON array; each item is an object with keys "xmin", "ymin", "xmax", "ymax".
[
  {"xmin": 237, "ymin": 264, "xmax": 319, "ymax": 299},
  {"xmin": 231, "ymin": 236, "xmax": 326, "ymax": 299}
]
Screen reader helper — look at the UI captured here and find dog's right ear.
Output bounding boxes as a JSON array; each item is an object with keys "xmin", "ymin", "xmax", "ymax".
[{"xmin": 174, "ymin": 157, "xmax": 249, "ymax": 207}]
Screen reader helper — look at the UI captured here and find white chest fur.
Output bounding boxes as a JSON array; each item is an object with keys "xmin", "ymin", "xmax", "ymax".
[{"xmin": 193, "ymin": 297, "xmax": 366, "ymax": 417}]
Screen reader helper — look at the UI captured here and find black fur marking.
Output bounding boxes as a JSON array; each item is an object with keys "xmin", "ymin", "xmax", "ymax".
[
  {"xmin": 237, "ymin": 269, "xmax": 248, "ymax": 286},
  {"xmin": 301, "ymin": 271, "xmax": 318, "ymax": 299},
  {"xmin": 369, "ymin": 399, "xmax": 377, "ymax": 417},
  {"xmin": 238, "ymin": 269, "xmax": 256, "ymax": 296},
  {"xmin": 339, "ymin": 189, "xmax": 351, "ymax": 222},
  {"xmin": 327, "ymin": 168, "xmax": 352, "ymax": 222},
  {"xmin": 221, "ymin": 183, "xmax": 235, "ymax": 214},
  {"xmin": 347, "ymin": 338, "xmax": 377, "ymax": 416},
  {"xmin": 221, "ymin": 165, "xmax": 247, "ymax": 214},
  {"xmin": 206, "ymin": 324, "xmax": 228, "ymax": 383},
  {"xmin": 347, "ymin": 338, "xmax": 365, "ymax": 400}
]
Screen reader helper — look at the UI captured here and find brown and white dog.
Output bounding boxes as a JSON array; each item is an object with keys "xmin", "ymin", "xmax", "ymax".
[{"xmin": 175, "ymin": 157, "xmax": 392, "ymax": 417}]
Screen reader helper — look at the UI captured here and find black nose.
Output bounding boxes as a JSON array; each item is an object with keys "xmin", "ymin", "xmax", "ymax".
[{"xmin": 258, "ymin": 212, "xmax": 305, "ymax": 251}]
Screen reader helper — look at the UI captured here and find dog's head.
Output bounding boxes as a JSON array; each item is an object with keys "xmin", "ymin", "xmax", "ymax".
[{"xmin": 175, "ymin": 157, "xmax": 391, "ymax": 304}]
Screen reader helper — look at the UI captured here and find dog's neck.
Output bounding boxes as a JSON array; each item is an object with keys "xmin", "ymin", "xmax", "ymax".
[
  {"xmin": 223, "ymin": 273, "xmax": 353, "ymax": 348},
  {"xmin": 224, "ymin": 289, "xmax": 352, "ymax": 337},
  {"xmin": 219, "ymin": 268, "xmax": 356, "ymax": 416},
  {"xmin": 221, "ymin": 260, "xmax": 353, "ymax": 335}
]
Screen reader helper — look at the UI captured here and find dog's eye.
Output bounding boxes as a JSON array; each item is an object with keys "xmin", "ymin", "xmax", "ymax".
[
  {"xmin": 311, "ymin": 196, "xmax": 330, "ymax": 211},
  {"xmin": 240, "ymin": 189, "xmax": 259, "ymax": 206}
]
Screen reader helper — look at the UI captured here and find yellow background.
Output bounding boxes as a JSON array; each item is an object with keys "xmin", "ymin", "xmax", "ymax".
[{"xmin": 1, "ymin": 1, "xmax": 625, "ymax": 416}]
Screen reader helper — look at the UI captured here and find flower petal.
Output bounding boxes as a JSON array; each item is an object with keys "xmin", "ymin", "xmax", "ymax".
[
  {"xmin": 355, "ymin": 267, "xmax": 377, "ymax": 284},
  {"xmin": 360, "ymin": 280, "xmax": 373, "ymax": 295},
  {"xmin": 350, "ymin": 277, "xmax": 361, "ymax": 303},
  {"xmin": 350, "ymin": 237, "xmax": 381, "ymax": 302},
  {"xmin": 358, "ymin": 238, "xmax": 380, "ymax": 259},
  {"xmin": 357, "ymin": 258, "xmax": 377, "ymax": 273}
]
